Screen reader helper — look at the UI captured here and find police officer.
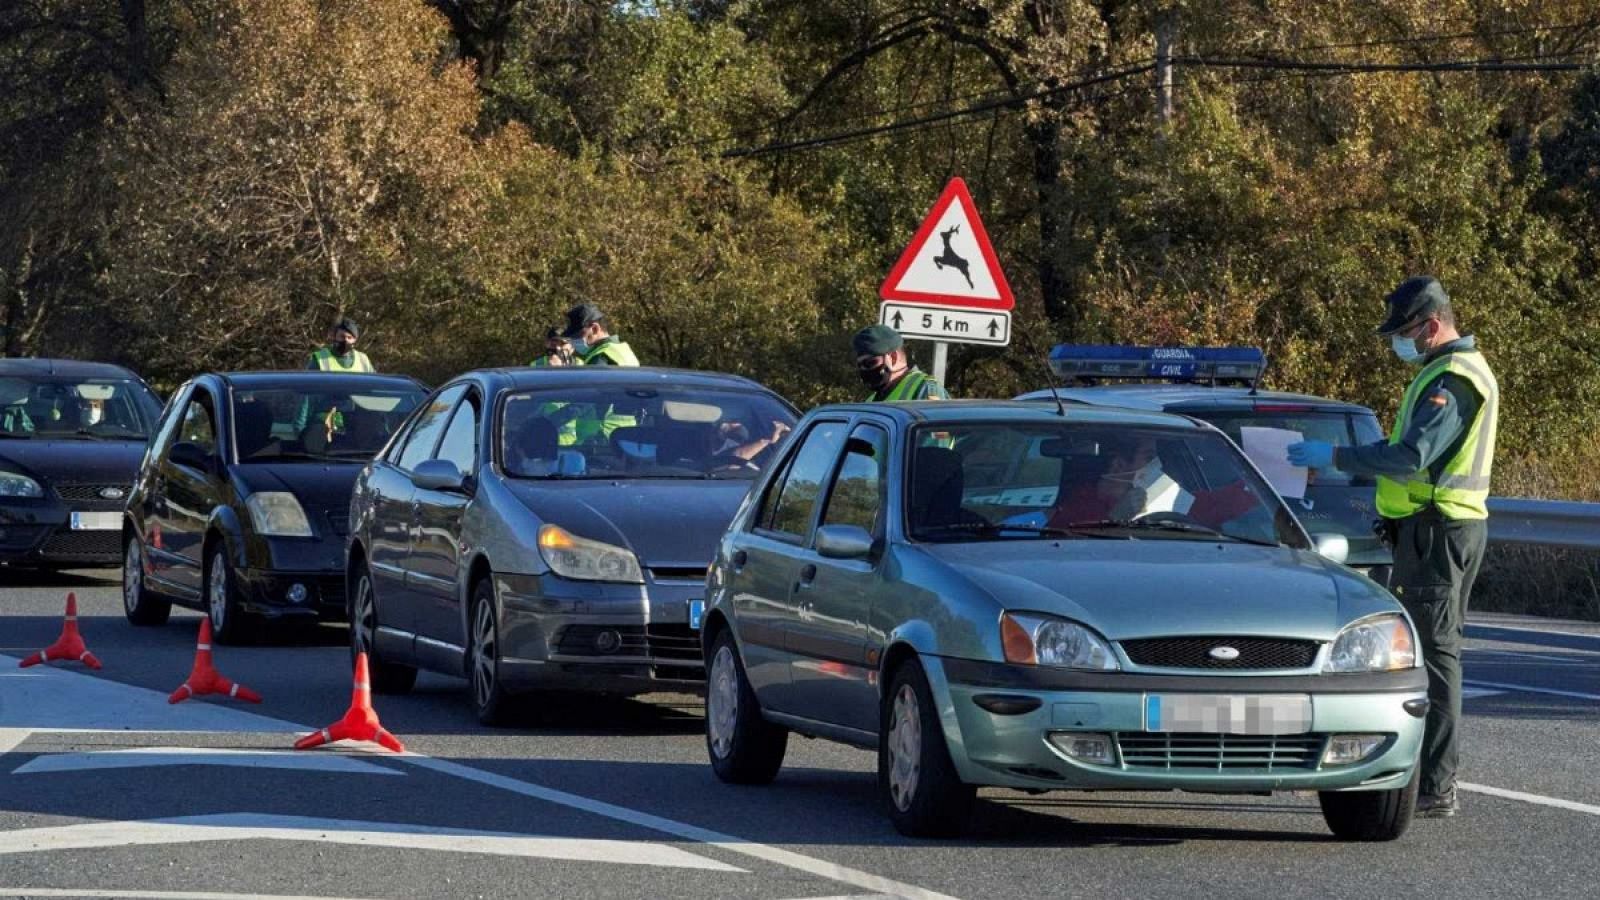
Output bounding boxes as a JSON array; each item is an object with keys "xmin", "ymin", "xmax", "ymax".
[
  {"xmin": 531, "ymin": 328, "xmax": 578, "ymax": 367},
  {"xmin": 852, "ymin": 325, "xmax": 948, "ymax": 401},
  {"xmin": 308, "ymin": 317, "xmax": 375, "ymax": 372},
  {"xmin": 1286, "ymin": 276, "xmax": 1498, "ymax": 820},
  {"xmin": 560, "ymin": 304, "xmax": 639, "ymax": 366}
]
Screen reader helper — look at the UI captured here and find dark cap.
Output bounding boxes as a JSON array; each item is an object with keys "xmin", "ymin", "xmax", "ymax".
[
  {"xmin": 544, "ymin": 327, "xmax": 566, "ymax": 341},
  {"xmin": 852, "ymin": 324, "xmax": 904, "ymax": 358},
  {"xmin": 561, "ymin": 304, "xmax": 605, "ymax": 338},
  {"xmin": 332, "ymin": 316, "xmax": 360, "ymax": 340},
  {"xmin": 1377, "ymin": 276, "xmax": 1450, "ymax": 335}
]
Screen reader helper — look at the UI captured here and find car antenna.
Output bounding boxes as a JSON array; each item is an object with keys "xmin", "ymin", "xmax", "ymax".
[{"xmin": 1043, "ymin": 358, "xmax": 1069, "ymax": 417}]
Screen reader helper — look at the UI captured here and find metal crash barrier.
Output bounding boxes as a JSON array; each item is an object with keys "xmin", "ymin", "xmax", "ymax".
[{"xmin": 1487, "ymin": 498, "xmax": 1600, "ymax": 550}]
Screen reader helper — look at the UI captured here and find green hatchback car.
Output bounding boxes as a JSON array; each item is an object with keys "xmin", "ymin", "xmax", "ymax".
[{"xmin": 701, "ymin": 401, "xmax": 1427, "ymax": 839}]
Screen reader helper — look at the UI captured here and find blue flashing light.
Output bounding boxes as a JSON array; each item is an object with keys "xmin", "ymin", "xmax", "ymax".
[{"xmin": 1048, "ymin": 345, "xmax": 1266, "ymax": 383}]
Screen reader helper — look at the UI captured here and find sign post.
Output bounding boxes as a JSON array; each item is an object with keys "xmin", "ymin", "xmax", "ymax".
[{"xmin": 878, "ymin": 177, "xmax": 1014, "ymax": 387}]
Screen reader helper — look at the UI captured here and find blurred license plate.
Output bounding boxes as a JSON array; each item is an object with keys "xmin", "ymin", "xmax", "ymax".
[
  {"xmin": 688, "ymin": 599, "xmax": 705, "ymax": 630},
  {"xmin": 1145, "ymin": 694, "xmax": 1311, "ymax": 735},
  {"xmin": 70, "ymin": 512, "xmax": 120, "ymax": 531}
]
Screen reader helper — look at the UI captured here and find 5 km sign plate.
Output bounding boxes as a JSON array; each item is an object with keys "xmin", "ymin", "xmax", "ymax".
[{"xmin": 880, "ymin": 301, "xmax": 1011, "ymax": 347}]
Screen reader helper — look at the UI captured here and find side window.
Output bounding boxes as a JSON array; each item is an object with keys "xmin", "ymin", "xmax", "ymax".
[
  {"xmin": 396, "ymin": 385, "xmax": 467, "ymax": 472},
  {"xmin": 178, "ymin": 391, "xmax": 217, "ymax": 454},
  {"xmin": 147, "ymin": 386, "xmax": 192, "ymax": 462},
  {"xmin": 820, "ymin": 424, "xmax": 889, "ymax": 536},
  {"xmin": 760, "ymin": 420, "xmax": 849, "ymax": 540},
  {"xmin": 434, "ymin": 393, "xmax": 480, "ymax": 474}
]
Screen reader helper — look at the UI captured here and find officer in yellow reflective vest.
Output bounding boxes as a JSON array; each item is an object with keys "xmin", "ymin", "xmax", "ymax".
[
  {"xmin": 560, "ymin": 304, "xmax": 639, "ymax": 367},
  {"xmin": 1286, "ymin": 276, "xmax": 1497, "ymax": 820},
  {"xmin": 530, "ymin": 328, "xmax": 578, "ymax": 368},
  {"xmin": 853, "ymin": 325, "xmax": 948, "ymax": 401},
  {"xmin": 307, "ymin": 317, "xmax": 374, "ymax": 373}
]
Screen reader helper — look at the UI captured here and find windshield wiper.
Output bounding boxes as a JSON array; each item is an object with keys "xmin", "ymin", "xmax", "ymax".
[
  {"xmin": 1061, "ymin": 518, "xmax": 1278, "ymax": 547},
  {"xmin": 246, "ymin": 451, "xmax": 343, "ymax": 463},
  {"xmin": 914, "ymin": 521, "xmax": 1123, "ymax": 541},
  {"xmin": 0, "ymin": 432, "xmax": 32, "ymax": 439}
]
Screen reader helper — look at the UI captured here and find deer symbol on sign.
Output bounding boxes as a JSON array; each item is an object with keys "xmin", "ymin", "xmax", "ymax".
[{"xmin": 932, "ymin": 224, "xmax": 973, "ymax": 289}]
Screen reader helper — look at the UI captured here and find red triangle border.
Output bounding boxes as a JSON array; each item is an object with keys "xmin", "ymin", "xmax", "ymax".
[{"xmin": 879, "ymin": 177, "xmax": 1015, "ymax": 312}]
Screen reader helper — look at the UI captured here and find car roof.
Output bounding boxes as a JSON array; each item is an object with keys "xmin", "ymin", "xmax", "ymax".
[
  {"xmin": 0, "ymin": 358, "xmax": 145, "ymax": 380},
  {"xmin": 208, "ymin": 371, "xmax": 426, "ymax": 391},
  {"xmin": 477, "ymin": 366, "xmax": 780, "ymax": 395},
  {"xmin": 1015, "ymin": 384, "xmax": 1375, "ymax": 414},
  {"xmin": 816, "ymin": 399, "xmax": 1209, "ymax": 430}
]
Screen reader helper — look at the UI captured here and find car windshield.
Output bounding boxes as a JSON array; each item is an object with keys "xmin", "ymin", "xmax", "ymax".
[
  {"xmin": 232, "ymin": 386, "xmax": 425, "ymax": 462},
  {"xmin": 907, "ymin": 422, "xmax": 1308, "ymax": 548},
  {"xmin": 1198, "ymin": 409, "xmax": 1385, "ymax": 488},
  {"xmin": 0, "ymin": 375, "xmax": 161, "ymax": 440},
  {"xmin": 499, "ymin": 385, "xmax": 796, "ymax": 480}
]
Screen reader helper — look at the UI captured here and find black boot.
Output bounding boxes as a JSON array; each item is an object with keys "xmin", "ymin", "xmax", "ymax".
[{"xmin": 1417, "ymin": 786, "xmax": 1459, "ymax": 818}]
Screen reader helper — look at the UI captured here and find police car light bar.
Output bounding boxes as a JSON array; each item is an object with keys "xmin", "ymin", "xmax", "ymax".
[{"xmin": 1048, "ymin": 345, "xmax": 1267, "ymax": 384}]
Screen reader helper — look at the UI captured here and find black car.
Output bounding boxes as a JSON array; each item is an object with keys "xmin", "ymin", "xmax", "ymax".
[
  {"xmin": 122, "ymin": 371, "xmax": 427, "ymax": 642},
  {"xmin": 0, "ymin": 359, "xmax": 164, "ymax": 569}
]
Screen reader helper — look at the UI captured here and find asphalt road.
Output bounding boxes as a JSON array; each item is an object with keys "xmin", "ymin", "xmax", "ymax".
[{"xmin": 2, "ymin": 570, "xmax": 1597, "ymax": 900}]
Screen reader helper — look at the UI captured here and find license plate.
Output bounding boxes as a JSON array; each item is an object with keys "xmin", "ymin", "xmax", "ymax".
[
  {"xmin": 1144, "ymin": 694, "xmax": 1311, "ymax": 735},
  {"xmin": 688, "ymin": 599, "xmax": 705, "ymax": 630},
  {"xmin": 70, "ymin": 511, "xmax": 120, "ymax": 531}
]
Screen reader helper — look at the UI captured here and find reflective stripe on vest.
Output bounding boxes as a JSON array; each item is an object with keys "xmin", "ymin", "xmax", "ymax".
[
  {"xmin": 312, "ymin": 348, "xmax": 374, "ymax": 373},
  {"xmin": 1375, "ymin": 349, "xmax": 1498, "ymax": 521},
  {"xmin": 869, "ymin": 370, "xmax": 930, "ymax": 402},
  {"xmin": 580, "ymin": 339, "xmax": 639, "ymax": 367}
]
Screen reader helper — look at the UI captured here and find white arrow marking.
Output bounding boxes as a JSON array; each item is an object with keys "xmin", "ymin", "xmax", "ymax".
[
  {"xmin": 0, "ymin": 813, "xmax": 742, "ymax": 871},
  {"xmin": 11, "ymin": 747, "xmax": 402, "ymax": 777}
]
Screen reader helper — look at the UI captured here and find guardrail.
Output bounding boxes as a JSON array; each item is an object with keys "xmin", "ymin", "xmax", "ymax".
[{"xmin": 1487, "ymin": 498, "xmax": 1600, "ymax": 551}]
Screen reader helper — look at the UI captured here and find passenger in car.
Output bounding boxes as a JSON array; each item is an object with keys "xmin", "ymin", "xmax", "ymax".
[{"xmin": 1046, "ymin": 438, "xmax": 1258, "ymax": 529}]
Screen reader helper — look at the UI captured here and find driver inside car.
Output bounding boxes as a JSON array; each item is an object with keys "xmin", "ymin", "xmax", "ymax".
[{"xmin": 1046, "ymin": 437, "xmax": 1258, "ymax": 530}]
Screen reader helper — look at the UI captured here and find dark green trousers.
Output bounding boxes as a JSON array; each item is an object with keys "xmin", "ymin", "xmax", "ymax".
[{"xmin": 1389, "ymin": 508, "xmax": 1488, "ymax": 797}]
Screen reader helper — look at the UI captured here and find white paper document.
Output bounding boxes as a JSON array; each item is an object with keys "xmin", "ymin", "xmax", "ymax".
[{"xmin": 1238, "ymin": 426, "xmax": 1307, "ymax": 500}]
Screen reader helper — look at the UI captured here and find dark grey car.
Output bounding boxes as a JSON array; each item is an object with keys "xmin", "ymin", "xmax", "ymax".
[{"xmin": 345, "ymin": 367, "xmax": 797, "ymax": 724}]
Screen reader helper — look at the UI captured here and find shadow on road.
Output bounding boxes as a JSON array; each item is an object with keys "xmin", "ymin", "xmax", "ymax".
[{"xmin": 0, "ymin": 567, "xmax": 119, "ymax": 589}]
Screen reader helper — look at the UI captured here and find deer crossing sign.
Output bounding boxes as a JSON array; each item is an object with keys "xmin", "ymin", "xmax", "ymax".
[{"xmin": 879, "ymin": 177, "xmax": 1013, "ymax": 348}]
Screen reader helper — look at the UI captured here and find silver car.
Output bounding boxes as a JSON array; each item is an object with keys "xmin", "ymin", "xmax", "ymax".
[{"xmin": 345, "ymin": 367, "xmax": 796, "ymax": 723}]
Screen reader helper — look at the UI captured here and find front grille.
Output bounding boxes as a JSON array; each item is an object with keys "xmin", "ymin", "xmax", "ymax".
[
  {"xmin": 40, "ymin": 530, "xmax": 121, "ymax": 559},
  {"xmin": 648, "ymin": 566, "xmax": 709, "ymax": 582},
  {"xmin": 53, "ymin": 483, "xmax": 129, "ymax": 510},
  {"xmin": 1116, "ymin": 732, "xmax": 1325, "ymax": 771},
  {"xmin": 1120, "ymin": 636, "xmax": 1319, "ymax": 670},
  {"xmin": 645, "ymin": 624, "xmax": 702, "ymax": 662},
  {"xmin": 315, "ymin": 575, "xmax": 347, "ymax": 610},
  {"xmin": 0, "ymin": 525, "xmax": 47, "ymax": 551}
]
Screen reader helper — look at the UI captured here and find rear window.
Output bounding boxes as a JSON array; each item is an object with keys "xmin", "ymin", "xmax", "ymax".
[{"xmin": 1197, "ymin": 410, "xmax": 1384, "ymax": 487}]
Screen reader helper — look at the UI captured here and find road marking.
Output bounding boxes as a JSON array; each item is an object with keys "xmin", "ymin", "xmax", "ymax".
[
  {"xmin": 1464, "ymin": 679, "xmax": 1600, "ymax": 702},
  {"xmin": 11, "ymin": 747, "xmax": 403, "ymax": 777},
  {"xmin": 0, "ymin": 890, "xmax": 377, "ymax": 900},
  {"xmin": 402, "ymin": 756, "xmax": 960, "ymax": 900},
  {"xmin": 1460, "ymin": 686, "xmax": 1505, "ymax": 700},
  {"xmin": 0, "ymin": 813, "xmax": 742, "ymax": 871},
  {"xmin": 1460, "ymin": 783, "xmax": 1600, "ymax": 817},
  {"xmin": 0, "ymin": 729, "xmax": 29, "ymax": 759}
]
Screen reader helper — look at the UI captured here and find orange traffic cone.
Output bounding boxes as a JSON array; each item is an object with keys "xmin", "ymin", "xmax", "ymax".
[
  {"xmin": 19, "ymin": 593, "xmax": 101, "ymax": 669},
  {"xmin": 293, "ymin": 652, "xmax": 405, "ymax": 753},
  {"xmin": 169, "ymin": 618, "xmax": 261, "ymax": 704}
]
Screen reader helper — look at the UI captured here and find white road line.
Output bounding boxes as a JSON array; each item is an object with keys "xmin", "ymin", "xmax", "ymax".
[
  {"xmin": 1463, "ymin": 679, "xmax": 1600, "ymax": 702},
  {"xmin": 1460, "ymin": 783, "xmax": 1600, "ymax": 817},
  {"xmin": 0, "ymin": 813, "xmax": 742, "ymax": 871},
  {"xmin": 11, "ymin": 747, "xmax": 403, "ymax": 777},
  {"xmin": 402, "ymin": 756, "xmax": 960, "ymax": 900},
  {"xmin": 1460, "ymin": 687, "xmax": 1505, "ymax": 700},
  {"xmin": 0, "ymin": 890, "xmax": 377, "ymax": 900},
  {"xmin": 0, "ymin": 728, "xmax": 30, "ymax": 759},
  {"xmin": 1469, "ymin": 622, "xmax": 1600, "ymax": 643}
]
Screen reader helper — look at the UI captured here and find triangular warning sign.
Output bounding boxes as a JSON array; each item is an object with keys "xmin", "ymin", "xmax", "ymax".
[{"xmin": 879, "ymin": 177, "xmax": 1014, "ymax": 311}]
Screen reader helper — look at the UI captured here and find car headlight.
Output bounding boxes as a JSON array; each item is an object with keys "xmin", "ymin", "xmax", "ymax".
[
  {"xmin": 538, "ymin": 524, "xmax": 644, "ymax": 584},
  {"xmin": 245, "ymin": 492, "xmax": 314, "ymax": 537},
  {"xmin": 0, "ymin": 470, "xmax": 43, "ymax": 498},
  {"xmin": 1323, "ymin": 614, "xmax": 1416, "ymax": 673},
  {"xmin": 1001, "ymin": 612, "xmax": 1119, "ymax": 670}
]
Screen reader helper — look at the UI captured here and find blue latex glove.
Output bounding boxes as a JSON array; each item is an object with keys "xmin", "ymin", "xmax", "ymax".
[{"xmin": 1286, "ymin": 440, "xmax": 1335, "ymax": 469}]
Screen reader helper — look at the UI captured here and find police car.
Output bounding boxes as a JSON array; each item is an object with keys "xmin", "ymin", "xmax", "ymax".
[{"xmin": 1016, "ymin": 346, "xmax": 1392, "ymax": 580}]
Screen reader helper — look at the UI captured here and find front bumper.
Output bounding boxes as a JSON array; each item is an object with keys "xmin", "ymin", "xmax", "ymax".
[
  {"xmin": 930, "ymin": 657, "xmax": 1426, "ymax": 793},
  {"xmin": 494, "ymin": 571, "xmax": 707, "ymax": 695},
  {"xmin": 0, "ymin": 498, "xmax": 121, "ymax": 567},
  {"xmin": 235, "ymin": 568, "xmax": 347, "ymax": 620}
]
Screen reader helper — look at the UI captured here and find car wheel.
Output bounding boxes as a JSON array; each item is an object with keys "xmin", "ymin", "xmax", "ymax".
[
  {"xmin": 705, "ymin": 629, "xmax": 787, "ymax": 784},
  {"xmin": 1319, "ymin": 771, "xmax": 1419, "ymax": 841},
  {"xmin": 879, "ymin": 659, "xmax": 975, "ymax": 838},
  {"xmin": 468, "ymin": 578, "xmax": 514, "ymax": 726},
  {"xmin": 349, "ymin": 561, "xmax": 416, "ymax": 695},
  {"xmin": 122, "ymin": 533, "xmax": 171, "ymax": 626},
  {"xmin": 204, "ymin": 545, "xmax": 252, "ymax": 645}
]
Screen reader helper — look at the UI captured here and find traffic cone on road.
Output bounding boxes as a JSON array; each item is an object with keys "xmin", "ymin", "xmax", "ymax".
[
  {"xmin": 169, "ymin": 618, "xmax": 261, "ymax": 704},
  {"xmin": 293, "ymin": 652, "xmax": 405, "ymax": 753},
  {"xmin": 19, "ymin": 593, "xmax": 102, "ymax": 670}
]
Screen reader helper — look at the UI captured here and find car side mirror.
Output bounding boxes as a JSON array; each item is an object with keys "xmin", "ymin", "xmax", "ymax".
[
  {"xmin": 412, "ymin": 459, "xmax": 468, "ymax": 494},
  {"xmin": 1312, "ymin": 532, "xmax": 1349, "ymax": 565},
  {"xmin": 169, "ymin": 441, "xmax": 214, "ymax": 473},
  {"xmin": 815, "ymin": 524, "xmax": 875, "ymax": 560}
]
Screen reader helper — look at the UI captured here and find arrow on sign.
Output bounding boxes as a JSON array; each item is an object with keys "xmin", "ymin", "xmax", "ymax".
[
  {"xmin": 891, "ymin": 311, "xmax": 904, "ymax": 329},
  {"xmin": 987, "ymin": 319, "xmax": 1000, "ymax": 338}
]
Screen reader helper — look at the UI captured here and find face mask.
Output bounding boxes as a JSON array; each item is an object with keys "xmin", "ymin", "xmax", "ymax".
[
  {"xmin": 858, "ymin": 363, "xmax": 893, "ymax": 392},
  {"xmin": 86, "ymin": 405, "xmax": 104, "ymax": 426},
  {"xmin": 1105, "ymin": 458, "xmax": 1162, "ymax": 490},
  {"xmin": 1391, "ymin": 333, "xmax": 1423, "ymax": 365},
  {"xmin": 332, "ymin": 340, "xmax": 354, "ymax": 357},
  {"xmin": 570, "ymin": 339, "xmax": 588, "ymax": 357}
]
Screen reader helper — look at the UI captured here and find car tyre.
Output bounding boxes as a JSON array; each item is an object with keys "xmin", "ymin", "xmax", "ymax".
[
  {"xmin": 879, "ymin": 659, "xmax": 975, "ymax": 838},
  {"xmin": 204, "ymin": 544, "xmax": 253, "ymax": 645},
  {"xmin": 122, "ymin": 533, "xmax": 171, "ymax": 626},
  {"xmin": 349, "ymin": 560, "xmax": 416, "ymax": 695},
  {"xmin": 1319, "ymin": 770, "xmax": 1419, "ymax": 841},
  {"xmin": 468, "ymin": 577, "xmax": 515, "ymax": 726},
  {"xmin": 705, "ymin": 629, "xmax": 787, "ymax": 784}
]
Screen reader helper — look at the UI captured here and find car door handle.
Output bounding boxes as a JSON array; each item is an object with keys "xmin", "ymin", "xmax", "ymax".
[
  {"xmin": 795, "ymin": 563, "xmax": 817, "ymax": 592},
  {"xmin": 731, "ymin": 549, "xmax": 748, "ymax": 569}
]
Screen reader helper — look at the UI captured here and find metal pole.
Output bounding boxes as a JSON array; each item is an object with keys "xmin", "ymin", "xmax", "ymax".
[{"xmin": 932, "ymin": 341, "xmax": 949, "ymax": 386}]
